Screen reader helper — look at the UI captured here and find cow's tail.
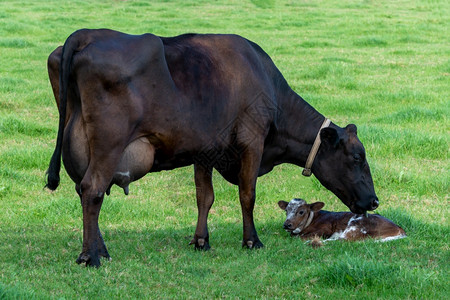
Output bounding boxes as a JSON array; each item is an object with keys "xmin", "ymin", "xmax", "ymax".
[{"xmin": 46, "ymin": 31, "xmax": 83, "ymax": 190}]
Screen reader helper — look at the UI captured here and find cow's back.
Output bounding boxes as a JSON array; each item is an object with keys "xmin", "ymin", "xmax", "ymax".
[
  {"xmin": 162, "ymin": 33, "xmax": 280, "ymax": 104},
  {"xmin": 158, "ymin": 34, "xmax": 284, "ymax": 180},
  {"xmin": 50, "ymin": 30, "xmax": 287, "ymax": 185},
  {"xmin": 161, "ymin": 33, "xmax": 281, "ymax": 136},
  {"xmin": 74, "ymin": 32, "xmax": 280, "ymax": 156}
]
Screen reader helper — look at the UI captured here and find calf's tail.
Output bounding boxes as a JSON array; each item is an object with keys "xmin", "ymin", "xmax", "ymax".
[{"xmin": 46, "ymin": 31, "xmax": 84, "ymax": 190}]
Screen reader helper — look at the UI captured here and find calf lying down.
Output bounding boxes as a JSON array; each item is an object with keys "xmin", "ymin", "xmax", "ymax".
[{"xmin": 278, "ymin": 198, "xmax": 406, "ymax": 242}]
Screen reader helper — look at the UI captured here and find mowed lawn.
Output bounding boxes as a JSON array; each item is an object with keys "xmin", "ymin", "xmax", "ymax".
[{"xmin": 0, "ymin": 0, "xmax": 448, "ymax": 298}]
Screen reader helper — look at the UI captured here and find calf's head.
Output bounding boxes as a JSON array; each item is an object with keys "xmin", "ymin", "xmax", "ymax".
[
  {"xmin": 313, "ymin": 124, "xmax": 378, "ymax": 214},
  {"xmin": 278, "ymin": 199, "xmax": 324, "ymax": 234}
]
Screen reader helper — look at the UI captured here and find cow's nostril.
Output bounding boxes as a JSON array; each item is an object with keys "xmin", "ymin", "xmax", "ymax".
[{"xmin": 371, "ymin": 198, "xmax": 379, "ymax": 210}]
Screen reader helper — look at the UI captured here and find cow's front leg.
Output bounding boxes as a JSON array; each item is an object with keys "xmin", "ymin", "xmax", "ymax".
[
  {"xmin": 76, "ymin": 181, "xmax": 110, "ymax": 267},
  {"xmin": 190, "ymin": 164, "xmax": 214, "ymax": 250},
  {"xmin": 238, "ymin": 147, "xmax": 264, "ymax": 249}
]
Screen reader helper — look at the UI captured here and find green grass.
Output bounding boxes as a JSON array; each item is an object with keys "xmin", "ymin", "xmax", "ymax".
[{"xmin": 0, "ymin": 0, "xmax": 449, "ymax": 298}]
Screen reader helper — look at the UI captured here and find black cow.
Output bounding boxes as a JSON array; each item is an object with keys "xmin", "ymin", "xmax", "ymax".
[{"xmin": 46, "ymin": 29, "xmax": 379, "ymax": 267}]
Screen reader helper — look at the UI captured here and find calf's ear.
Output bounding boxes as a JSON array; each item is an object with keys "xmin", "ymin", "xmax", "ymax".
[
  {"xmin": 278, "ymin": 200, "xmax": 289, "ymax": 210},
  {"xmin": 310, "ymin": 202, "xmax": 325, "ymax": 212},
  {"xmin": 320, "ymin": 128, "xmax": 339, "ymax": 148}
]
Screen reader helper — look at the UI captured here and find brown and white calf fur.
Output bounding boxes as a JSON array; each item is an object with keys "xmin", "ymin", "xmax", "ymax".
[{"xmin": 278, "ymin": 199, "xmax": 406, "ymax": 241}]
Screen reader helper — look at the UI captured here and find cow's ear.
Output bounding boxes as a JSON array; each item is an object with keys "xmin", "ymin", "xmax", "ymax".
[
  {"xmin": 310, "ymin": 202, "xmax": 325, "ymax": 212},
  {"xmin": 278, "ymin": 200, "xmax": 289, "ymax": 210},
  {"xmin": 346, "ymin": 124, "xmax": 357, "ymax": 135},
  {"xmin": 320, "ymin": 127, "xmax": 339, "ymax": 148}
]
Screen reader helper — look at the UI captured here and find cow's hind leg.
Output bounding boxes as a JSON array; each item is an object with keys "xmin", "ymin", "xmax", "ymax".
[
  {"xmin": 76, "ymin": 187, "xmax": 110, "ymax": 266},
  {"xmin": 75, "ymin": 183, "xmax": 110, "ymax": 264},
  {"xmin": 190, "ymin": 164, "xmax": 215, "ymax": 250},
  {"xmin": 74, "ymin": 110, "xmax": 132, "ymax": 266},
  {"xmin": 76, "ymin": 166, "xmax": 117, "ymax": 267},
  {"xmin": 76, "ymin": 138, "xmax": 155, "ymax": 266}
]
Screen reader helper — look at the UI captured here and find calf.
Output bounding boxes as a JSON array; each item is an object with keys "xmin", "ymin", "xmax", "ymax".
[{"xmin": 278, "ymin": 199, "xmax": 406, "ymax": 241}]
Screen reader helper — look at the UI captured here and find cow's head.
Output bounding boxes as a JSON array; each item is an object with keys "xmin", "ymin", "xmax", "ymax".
[
  {"xmin": 278, "ymin": 199, "xmax": 324, "ymax": 234},
  {"xmin": 312, "ymin": 124, "xmax": 378, "ymax": 214}
]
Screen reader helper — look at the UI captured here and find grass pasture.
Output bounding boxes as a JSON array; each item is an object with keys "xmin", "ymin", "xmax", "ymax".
[{"xmin": 0, "ymin": 0, "xmax": 449, "ymax": 298}]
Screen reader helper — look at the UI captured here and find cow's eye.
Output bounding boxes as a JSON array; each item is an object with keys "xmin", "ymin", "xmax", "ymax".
[
  {"xmin": 298, "ymin": 210, "xmax": 304, "ymax": 216},
  {"xmin": 353, "ymin": 154, "xmax": 361, "ymax": 162}
]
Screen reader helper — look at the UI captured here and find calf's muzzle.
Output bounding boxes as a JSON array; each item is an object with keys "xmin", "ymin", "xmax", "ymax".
[{"xmin": 283, "ymin": 221, "xmax": 293, "ymax": 230}]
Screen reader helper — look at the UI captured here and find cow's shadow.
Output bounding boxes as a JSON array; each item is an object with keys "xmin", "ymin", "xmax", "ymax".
[
  {"xmin": 3, "ymin": 208, "xmax": 442, "ymax": 269},
  {"xmin": 86, "ymin": 207, "xmax": 426, "ymax": 253}
]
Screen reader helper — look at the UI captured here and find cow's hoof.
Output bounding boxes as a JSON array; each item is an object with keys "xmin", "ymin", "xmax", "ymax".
[
  {"xmin": 243, "ymin": 239, "xmax": 264, "ymax": 249},
  {"xmin": 189, "ymin": 238, "xmax": 211, "ymax": 251},
  {"xmin": 76, "ymin": 250, "xmax": 110, "ymax": 267},
  {"xmin": 76, "ymin": 252, "xmax": 100, "ymax": 267}
]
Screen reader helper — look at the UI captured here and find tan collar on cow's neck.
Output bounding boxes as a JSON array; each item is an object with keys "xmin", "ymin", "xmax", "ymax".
[
  {"xmin": 303, "ymin": 211, "xmax": 314, "ymax": 230},
  {"xmin": 302, "ymin": 118, "xmax": 331, "ymax": 177}
]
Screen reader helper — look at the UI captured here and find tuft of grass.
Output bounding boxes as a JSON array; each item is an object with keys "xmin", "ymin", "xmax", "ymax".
[
  {"xmin": 376, "ymin": 107, "xmax": 445, "ymax": 124},
  {"xmin": 0, "ymin": 38, "xmax": 34, "ymax": 48},
  {"xmin": 353, "ymin": 37, "xmax": 388, "ymax": 47},
  {"xmin": 251, "ymin": 0, "xmax": 275, "ymax": 9},
  {"xmin": 0, "ymin": 115, "xmax": 53, "ymax": 137}
]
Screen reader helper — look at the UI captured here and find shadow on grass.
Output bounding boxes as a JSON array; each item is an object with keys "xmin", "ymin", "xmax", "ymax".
[
  {"xmin": 380, "ymin": 207, "xmax": 449, "ymax": 238},
  {"xmin": 0, "ymin": 207, "xmax": 445, "ymax": 262},
  {"xmin": 0, "ymin": 210, "xmax": 445, "ymax": 257}
]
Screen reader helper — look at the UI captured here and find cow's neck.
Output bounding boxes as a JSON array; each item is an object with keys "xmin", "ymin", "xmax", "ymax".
[
  {"xmin": 307, "ymin": 210, "xmax": 325, "ymax": 226},
  {"xmin": 299, "ymin": 210, "xmax": 327, "ymax": 235},
  {"xmin": 299, "ymin": 210, "xmax": 340, "ymax": 237},
  {"xmin": 276, "ymin": 90, "xmax": 334, "ymax": 167}
]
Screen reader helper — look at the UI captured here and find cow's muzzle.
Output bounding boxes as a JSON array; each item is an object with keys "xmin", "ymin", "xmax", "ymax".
[
  {"xmin": 370, "ymin": 198, "xmax": 379, "ymax": 210},
  {"xmin": 352, "ymin": 197, "xmax": 379, "ymax": 214}
]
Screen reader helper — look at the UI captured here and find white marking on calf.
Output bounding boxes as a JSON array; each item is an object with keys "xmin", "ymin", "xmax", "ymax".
[
  {"xmin": 323, "ymin": 215, "xmax": 367, "ymax": 242},
  {"xmin": 292, "ymin": 228, "xmax": 301, "ymax": 234},
  {"xmin": 285, "ymin": 199, "xmax": 305, "ymax": 221},
  {"xmin": 326, "ymin": 231, "xmax": 345, "ymax": 241},
  {"xmin": 377, "ymin": 234, "xmax": 407, "ymax": 242}
]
